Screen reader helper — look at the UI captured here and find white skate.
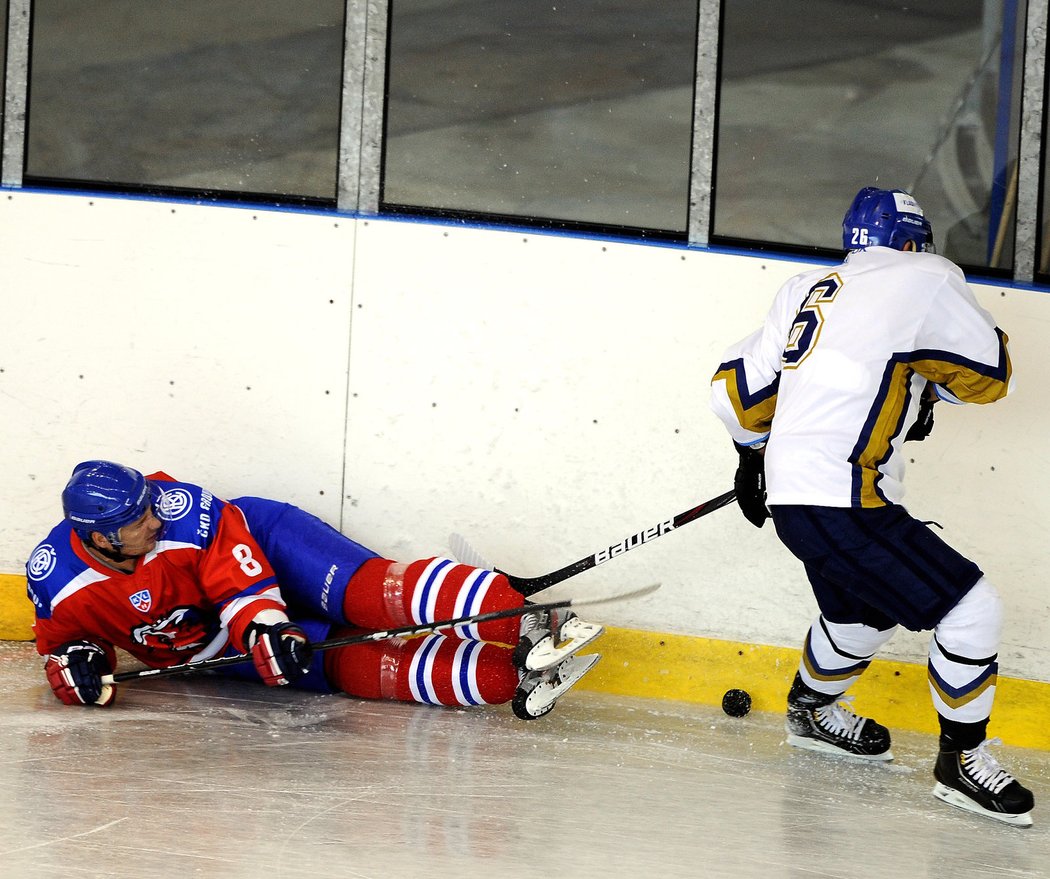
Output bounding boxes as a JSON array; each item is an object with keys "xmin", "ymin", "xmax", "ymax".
[
  {"xmin": 512, "ymin": 652, "xmax": 602, "ymax": 720},
  {"xmin": 514, "ymin": 608, "xmax": 604, "ymax": 672}
]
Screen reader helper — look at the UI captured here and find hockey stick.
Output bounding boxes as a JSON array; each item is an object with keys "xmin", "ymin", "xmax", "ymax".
[
  {"xmin": 450, "ymin": 488, "xmax": 736, "ymax": 596},
  {"xmin": 101, "ymin": 581, "xmax": 661, "ymax": 685}
]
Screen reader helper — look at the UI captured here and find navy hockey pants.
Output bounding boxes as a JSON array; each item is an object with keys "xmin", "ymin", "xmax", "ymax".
[{"xmin": 770, "ymin": 504, "xmax": 983, "ymax": 632}]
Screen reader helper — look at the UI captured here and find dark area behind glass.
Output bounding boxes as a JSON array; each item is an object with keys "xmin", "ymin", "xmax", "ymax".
[
  {"xmin": 716, "ymin": 0, "xmax": 1019, "ymax": 272},
  {"xmin": 382, "ymin": 0, "xmax": 698, "ymax": 233},
  {"xmin": 25, "ymin": 1, "xmax": 344, "ymax": 200},
  {"xmin": 7, "ymin": 0, "xmax": 1044, "ymax": 279}
]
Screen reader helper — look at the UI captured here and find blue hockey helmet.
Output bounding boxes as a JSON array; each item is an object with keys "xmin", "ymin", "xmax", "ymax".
[
  {"xmin": 62, "ymin": 460, "xmax": 158, "ymax": 546},
  {"xmin": 842, "ymin": 187, "xmax": 934, "ymax": 252}
]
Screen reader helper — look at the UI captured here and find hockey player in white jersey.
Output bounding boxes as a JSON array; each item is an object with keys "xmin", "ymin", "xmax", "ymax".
[{"xmin": 710, "ymin": 187, "xmax": 1034, "ymax": 826}]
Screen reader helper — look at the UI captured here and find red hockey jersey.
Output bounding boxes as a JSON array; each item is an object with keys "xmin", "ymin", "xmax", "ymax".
[{"xmin": 27, "ymin": 472, "xmax": 289, "ymax": 669}]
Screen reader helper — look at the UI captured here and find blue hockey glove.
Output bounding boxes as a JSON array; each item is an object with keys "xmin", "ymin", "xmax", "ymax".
[
  {"xmin": 733, "ymin": 442, "xmax": 770, "ymax": 528},
  {"xmin": 45, "ymin": 641, "xmax": 116, "ymax": 706},
  {"xmin": 246, "ymin": 621, "xmax": 313, "ymax": 686}
]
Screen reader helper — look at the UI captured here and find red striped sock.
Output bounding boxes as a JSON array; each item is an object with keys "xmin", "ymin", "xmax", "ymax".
[
  {"xmin": 343, "ymin": 557, "xmax": 523, "ymax": 645},
  {"xmin": 324, "ymin": 631, "xmax": 519, "ymax": 706}
]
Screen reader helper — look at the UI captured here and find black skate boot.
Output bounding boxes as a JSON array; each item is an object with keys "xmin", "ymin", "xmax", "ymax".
[
  {"xmin": 785, "ymin": 673, "xmax": 892, "ymax": 760},
  {"xmin": 933, "ymin": 738, "xmax": 1034, "ymax": 826}
]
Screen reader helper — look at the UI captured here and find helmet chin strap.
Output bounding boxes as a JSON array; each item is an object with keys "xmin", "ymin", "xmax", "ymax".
[
  {"xmin": 93, "ymin": 543, "xmax": 133, "ymax": 563},
  {"xmin": 84, "ymin": 532, "xmax": 135, "ymax": 566}
]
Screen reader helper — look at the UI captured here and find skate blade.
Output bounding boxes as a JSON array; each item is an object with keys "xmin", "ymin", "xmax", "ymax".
[
  {"xmin": 786, "ymin": 733, "xmax": 894, "ymax": 762},
  {"xmin": 525, "ymin": 621, "xmax": 604, "ymax": 672},
  {"xmin": 933, "ymin": 783, "xmax": 1033, "ymax": 827},
  {"xmin": 549, "ymin": 652, "xmax": 601, "ymax": 697},
  {"xmin": 522, "ymin": 653, "xmax": 602, "ymax": 716}
]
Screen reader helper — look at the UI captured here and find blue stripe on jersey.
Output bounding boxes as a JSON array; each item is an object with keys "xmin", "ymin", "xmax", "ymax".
[
  {"xmin": 850, "ymin": 332, "xmax": 1010, "ymax": 507},
  {"xmin": 909, "ymin": 330, "xmax": 1011, "ymax": 385},
  {"xmin": 712, "ymin": 358, "xmax": 780, "ymax": 436},
  {"xmin": 214, "ymin": 576, "xmax": 279, "ymax": 610},
  {"xmin": 849, "ymin": 361, "xmax": 916, "ymax": 507}
]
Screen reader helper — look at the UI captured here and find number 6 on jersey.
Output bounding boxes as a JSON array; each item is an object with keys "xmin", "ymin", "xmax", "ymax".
[{"xmin": 783, "ymin": 273, "xmax": 842, "ymax": 368}]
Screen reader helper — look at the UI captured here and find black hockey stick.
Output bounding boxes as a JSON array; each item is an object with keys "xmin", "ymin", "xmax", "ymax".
[
  {"xmin": 451, "ymin": 488, "xmax": 736, "ymax": 596},
  {"xmin": 101, "ymin": 581, "xmax": 660, "ymax": 685}
]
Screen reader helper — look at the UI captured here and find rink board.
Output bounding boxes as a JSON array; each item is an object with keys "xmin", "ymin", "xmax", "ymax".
[{"xmin": 3, "ymin": 572, "xmax": 1046, "ymax": 751}]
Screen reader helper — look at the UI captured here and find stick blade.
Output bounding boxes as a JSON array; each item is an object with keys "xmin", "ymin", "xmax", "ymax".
[
  {"xmin": 448, "ymin": 532, "xmax": 496, "ymax": 570},
  {"xmin": 568, "ymin": 581, "xmax": 661, "ymax": 608}
]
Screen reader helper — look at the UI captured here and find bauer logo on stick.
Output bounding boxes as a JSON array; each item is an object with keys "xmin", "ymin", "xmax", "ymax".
[{"xmin": 593, "ymin": 520, "xmax": 675, "ymax": 565}]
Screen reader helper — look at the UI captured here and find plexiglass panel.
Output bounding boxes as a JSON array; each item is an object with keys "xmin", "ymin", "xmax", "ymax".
[
  {"xmin": 715, "ymin": 0, "xmax": 1023, "ymax": 271},
  {"xmin": 1039, "ymin": 118, "xmax": 1050, "ymax": 280},
  {"xmin": 25, "ymin": 1, "xmax": 344, "ymax": 199},
  {"xmin": 1, "ymin": 0, "xmax": 6, "ymax": 177},
  {"xmin": 383, "ymin": 0, "xmax": 697, "ymax": 232}
]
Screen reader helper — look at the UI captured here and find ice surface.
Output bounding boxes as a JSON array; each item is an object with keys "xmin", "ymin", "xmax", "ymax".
[{"xmin": 0, "ymin": 640, "xmax": 1047, "ymax": 878}]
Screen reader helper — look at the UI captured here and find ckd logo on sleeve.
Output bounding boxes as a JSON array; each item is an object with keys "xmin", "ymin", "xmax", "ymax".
[
  {"xmin": 157, "ymin": 488, "xmax": 193, "ymax": 521},
  {"xmin": 28, "ymin": 544, "xmax": 57, "ymax": 581},
  {"xmin": 26, "ymin": 545, "xmax": 57, "ymax": 610},
  {"xmin": 157, "ymin": 487, "xmax": 213, "ymax": 540}
]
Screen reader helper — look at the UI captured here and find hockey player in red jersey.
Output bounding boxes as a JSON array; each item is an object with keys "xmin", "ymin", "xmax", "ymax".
[{"xmin": 28, "ymin": 460, "xmax": 603, "ymax": 719}]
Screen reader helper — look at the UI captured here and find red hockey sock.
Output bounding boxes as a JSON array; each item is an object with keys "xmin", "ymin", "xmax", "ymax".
[
  {"xmin": 343, "ymin": 557, "xmax": 523, "ymax": 645},
  {"xmin": 323, "ymin": 630, "xmax": 519, "ymax": 706}
]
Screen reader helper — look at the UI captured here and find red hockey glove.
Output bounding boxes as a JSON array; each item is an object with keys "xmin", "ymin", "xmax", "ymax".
[
  {"xmin": 245, "ymin": 621, "xmax": 313, "ymax": 686},
  {"xmin": 45, "ymin": 641, "xmax": 116, "ymax": 706},
  {"xmin": 733, "ymin": 441, "xmax": 770, "ymax": 528}
]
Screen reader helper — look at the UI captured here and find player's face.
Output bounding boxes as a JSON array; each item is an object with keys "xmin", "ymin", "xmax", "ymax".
[{"xmin": 115, "ymin": 507, "xmax": 164, "ymax": 556}]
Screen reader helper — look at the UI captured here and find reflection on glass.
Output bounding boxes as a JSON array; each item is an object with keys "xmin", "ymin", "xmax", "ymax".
[
  {"xmin": 715, "ymin": 0, "xmax": 1021, "ymax": 272},
  {"xmin": 1040, "ymin": 119, "xmax": 1050, "ymax": 278},
  {"xmin": 383, "ymin": 0, "xmax": 697, "ymax": 232},
  {"xmin": 26, "ymin": 1, "xmax": 344, "ymax": 199},
  {"xmin": 1, "ymin": 0, "xmax": 5, "ymax": 178},
  {"xmin": 1, "ymin": 0, "xmax": 7, "ymax": 175}
]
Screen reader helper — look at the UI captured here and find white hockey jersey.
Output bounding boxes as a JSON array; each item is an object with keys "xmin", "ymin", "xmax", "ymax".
[{"xmin": 710, "ymin": 246, "xmax": 1013, "ymax": 508}]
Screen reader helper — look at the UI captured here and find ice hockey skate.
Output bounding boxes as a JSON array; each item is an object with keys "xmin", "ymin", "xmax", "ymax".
[
  {"xmin": 512, "ymin": 652, "xmax": 601, "ymax": 720},
  {"xmin": 786, "ymin": 694, "xmax": 893, "ymax": 761},
  {"xmin": 933, "ymin": 738, "xmax": 1034, "ymax": 826},
  {"xmin": 513, "ymin": 606, "xmax": 604, "ymax": 672}
]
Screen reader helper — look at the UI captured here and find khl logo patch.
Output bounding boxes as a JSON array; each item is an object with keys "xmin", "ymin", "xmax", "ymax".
[{"xmin": 130, "ymin": 589, "xmax": 152, "ymax": 613}]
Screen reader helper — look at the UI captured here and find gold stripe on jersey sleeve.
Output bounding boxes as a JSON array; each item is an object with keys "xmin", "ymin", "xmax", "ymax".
[
  {"xmin": 910, "ymin": 332, "xmax": 1012, "ymax": 404},
  {"xmin": 711, "ymin": 364, "xmax": 778, "ymax": 435},
  {"xmin": 852, "ymin": 361, "xmax": 913, "ymax": 507}
]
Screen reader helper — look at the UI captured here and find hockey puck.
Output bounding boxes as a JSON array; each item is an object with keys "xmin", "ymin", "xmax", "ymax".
[{"xmin": 721, "ymin": 688, "xmax": 751, "ymax": 717}]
